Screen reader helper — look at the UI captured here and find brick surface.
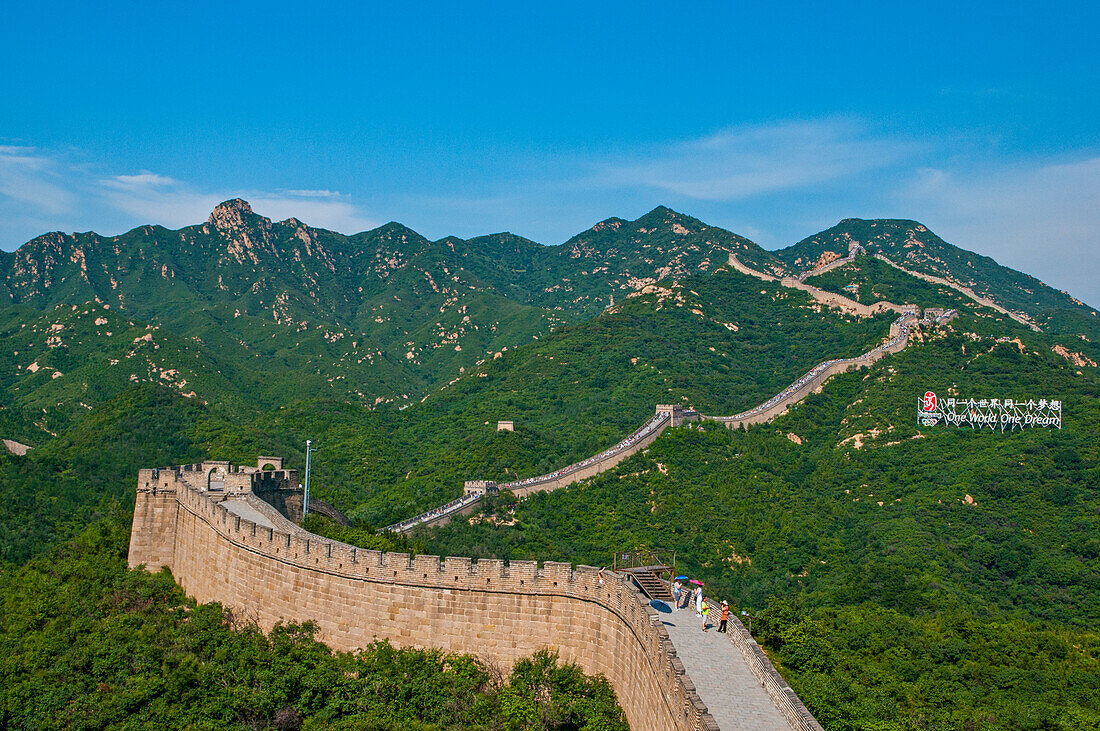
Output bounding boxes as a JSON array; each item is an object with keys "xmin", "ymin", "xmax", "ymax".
[
  {"xmin": 662, "ymin": 609, "xmax": 793, "ymax": 730},
  {"xmin": 130, "ymin": 462, "xmax": 819, "ymax": 731}
]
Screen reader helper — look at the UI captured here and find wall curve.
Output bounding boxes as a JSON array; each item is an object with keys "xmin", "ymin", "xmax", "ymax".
[{"xmin": 131, "ymin": 480, "xmax": 721, "ymax": 731}]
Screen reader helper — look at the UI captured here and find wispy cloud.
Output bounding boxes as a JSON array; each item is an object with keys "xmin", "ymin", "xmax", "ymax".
[
  {"xmin": 597, "ymin": 119, "xmax": 920, "ymax": 200},
  {"xmin": 279, "ymin": 189, "xmax": 342, "ymax": 198},
  {"xmin": 104, "ymin": 172, "xmax": 179, "ymax": 190},
  {"xmin": 0, "ymin": 146, "xmax": 77, "ymax": 216},
  {"xmin": 247, "ymin": 195, "xmax": 378, "ymax": 233},
  {"xmin": 0, "ymin": 149, "xmax": 380, "ymax": 247}
]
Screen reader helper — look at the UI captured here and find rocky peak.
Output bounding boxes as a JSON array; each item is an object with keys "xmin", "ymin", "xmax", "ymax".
[
  {"xmin": 635, "ymin": 206, "xmax": 701, "ymax": 235},
  {"xmin": 203, "ymin": 199, "xmax": 275, "ymax": 264},
  {"xmin": 207, "ymin": 199, "xmax": 268, "ymax": 231}
]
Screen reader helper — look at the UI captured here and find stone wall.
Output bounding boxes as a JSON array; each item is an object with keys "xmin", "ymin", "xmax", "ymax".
[
  {"xmin": 702, "ymin": 598, "xmax": 824, "ymax": 731},
  {"xmin": 874, "ymin": 254, "xmax": 1040, "ymax": 331},
  {"xmin": 130, "ymin": 479, "xmax": 721, "ymax": 731},
  {"xmin": 255, "ymin": 488, "xmax": 352, "ymax": 526},
  {"xmin": 728, "ymin": 252, "xmax": 914, "ymax": 319},
  {"xmin": 703, "ymin": 322, "xmax": 911, "ymax": 430},
  {"xmin": 387, "ymin": 414, "xmax": 672, "ymax": 533}
]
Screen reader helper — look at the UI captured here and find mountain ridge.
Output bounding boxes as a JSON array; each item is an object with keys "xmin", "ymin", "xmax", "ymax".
[{"xmin": 1, "ymin": 202, "xmax": 1094, "ymax": 442}]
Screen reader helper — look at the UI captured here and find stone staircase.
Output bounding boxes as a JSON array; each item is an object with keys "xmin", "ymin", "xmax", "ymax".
[{"xmin": 623, "ymin": 566, "xmax": 675, "ymax": 603}]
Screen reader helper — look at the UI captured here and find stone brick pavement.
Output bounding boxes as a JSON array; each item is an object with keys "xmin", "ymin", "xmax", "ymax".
[
  {"xmin": 222, "ymin": 498, "xmax": 277, "ymax": 530},
  {"xmin": 662, "ymin": 608, "xmax": 793, "ymax": 730}
]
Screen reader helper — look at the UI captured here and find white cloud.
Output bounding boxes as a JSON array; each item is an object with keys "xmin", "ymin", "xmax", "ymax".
[
  {"xmin": 598, "ymin": 119, "xmax": 919, "ymax": 200},
  {"xmin": 0, "ymin": 146, "xmax": 77, "ymax": 215},
  {"xmin": 248, "ymin": 196, "xmax": 378, "ymax": 233},
  {"xmin": 104, "ymin": 172, "xmax": 179, "ymax": 190},
  {"xmin": 279, "ymin": 189, "xmax": 341, "ymax": 198},
  {"xmin": 97, "ymin": 175, "xmax": 223, "ymax": 230},
  {"xmin": 0, "ymin": 148, "xmax": 380, "ymax": 247}
]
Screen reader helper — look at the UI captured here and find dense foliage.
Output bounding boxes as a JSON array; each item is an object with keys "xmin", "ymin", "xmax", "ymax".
[
  {"xmin": 3, "ymin": 202, "xmax": 1099, "ymax": 729},
  {"xmin": 422, "ymin": 318, "xmax": 1100, "ymax": 728},
  {"xmin": 0, "ymin": 517, "xmax": 628, "ymax": 731},
  {"xmin": 805, "ymin": 256, "xmax": 971, "ymax": 310},
  {"xmin": 775, "ymin": 218, "xmax": 1093, "ymax": 318}
]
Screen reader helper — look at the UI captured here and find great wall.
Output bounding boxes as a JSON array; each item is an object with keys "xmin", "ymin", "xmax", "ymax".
[
  {"xmin": 384, "ymin": 250, "xmax": 957, "ymax": 534},
  {"xmin": 130, "ymin": 455, "xmax": 823, "ymax": 731},
  {"xmin": 128, "ymin": 251, "xmax": 969, "ymax": 730}
]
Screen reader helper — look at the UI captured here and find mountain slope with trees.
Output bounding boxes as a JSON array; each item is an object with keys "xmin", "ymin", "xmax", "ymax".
[
  {"xmin": 776, "ymin": 218, "xmax": 1094, "ymax": 321},
  {"xmin": 1, "ymin": 203, "xmax": 1097, "ymax": 729}
]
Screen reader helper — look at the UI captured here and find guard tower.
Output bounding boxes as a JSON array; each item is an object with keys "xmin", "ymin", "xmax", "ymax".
[
  {"xmin": 655, "ymin": 404, "xmax": 686, "ymax": 427},
  {"xmin": 464, "ymin": 480, "xmax": 499, "ymax": 497}
]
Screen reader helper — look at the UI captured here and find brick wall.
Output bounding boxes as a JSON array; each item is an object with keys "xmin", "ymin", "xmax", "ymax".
[{"xmin": 130, "ymin": 479, "xmax": 720, "ymax": 731}]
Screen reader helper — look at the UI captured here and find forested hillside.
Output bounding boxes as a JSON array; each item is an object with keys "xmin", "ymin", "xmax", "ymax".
[
  {"xmin": 0, "ymin": 517, "xmax": 627, "ymax": 730},
  {"xmin": 421, "ymin": 314, "xmax": 1100, "ymax": 729},
  {"xmin": 1, "ymin": 202, "xmax": 1098, "ymax": 730},
  {"xmin": 776, "ymin": 218, "xmax": 1093, "ymax": 320}
]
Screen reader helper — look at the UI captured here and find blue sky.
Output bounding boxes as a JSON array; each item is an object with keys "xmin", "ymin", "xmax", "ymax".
[{"xmin": 2, "ymin": 1, "xmax": 1098, "ymax": 305}]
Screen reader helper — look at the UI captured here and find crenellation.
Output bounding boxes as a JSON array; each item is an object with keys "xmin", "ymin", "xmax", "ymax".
[
  {"xmin": 543, "ymin": 560, "xmax": 573, "ymax": 586},
  {"xmin": 129, "ymin": 457, "xmax": 811, "ymax": 731},
  {"xmin": 509, "ymin": 559, "xmax": 538, "ymax": 586},
  {"xmin": 443, "ymin": 555, "xmax": 472, "ymax": 579}
]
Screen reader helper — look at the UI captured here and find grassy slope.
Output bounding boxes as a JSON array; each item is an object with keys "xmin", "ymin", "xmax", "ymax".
[
  {"xmin": 805, "ymin": 256, "xmax": 1100, "ymax": 365},
  {"xmin": 261, "ymin": 268, "xmax": 895, "ymax": 527},
  {"xmin": 776, "ymin": 218, "xmax": 1095, "ymax": 318}
]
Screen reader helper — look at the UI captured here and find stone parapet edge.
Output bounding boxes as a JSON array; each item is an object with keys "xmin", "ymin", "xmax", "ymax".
[
  {"xmin": 703, "ymin": 597, "xmax": 824, "ymax": 731},
  {"xmin": 168, "ymin": 481, "xmax": 721, "ymax": 731}
]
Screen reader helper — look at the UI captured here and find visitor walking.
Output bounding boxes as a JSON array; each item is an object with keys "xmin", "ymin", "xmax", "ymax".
[
  {"xmin": 718, "ymin": 601, "xmax": 729, "ymax": 633},
  {"xmin": 701, "ymin": 601, "xmax": 710, "ymax": 631},
  {"xmin": 694, "ymin": 586, "xmax": 703, "ymax": 617},
  {"xmin": 673, "ymin": 580, "xmax": 682, "ymax": 610}
]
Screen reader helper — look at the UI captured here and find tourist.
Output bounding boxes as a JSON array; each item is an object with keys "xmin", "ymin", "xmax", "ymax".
[
  {"xmin": 718, "ymin": 601, "xmax": 729, "ymax": 633},
  {"xmin": 694, "ymin": 586, "xmax": 703, "ymax": 617},
  {"xmin": 598, "ymin": 567, "xmax": 605, "ymax": 586},
  {"xmin": 673, "ymin": 580, "xmax": 682, "ymax": 610},
  {"xmin": 701, "ymin": 601, "xmax": 710, "ymax": 631}
]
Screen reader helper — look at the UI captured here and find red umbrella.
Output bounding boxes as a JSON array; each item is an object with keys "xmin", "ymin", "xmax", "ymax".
[{"xmin": 689, "ymin": 579, "xmax": 705, "ymax": 585}]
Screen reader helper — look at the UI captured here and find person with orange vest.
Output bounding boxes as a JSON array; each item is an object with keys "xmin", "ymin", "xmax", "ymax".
[{"xmin": 719, "ymin": 601, "xmax": 729, "ymax": 633}]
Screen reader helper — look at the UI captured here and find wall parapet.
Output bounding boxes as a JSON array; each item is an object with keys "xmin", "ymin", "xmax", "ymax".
[
  {"xmin": 702, "ymin": 598, "xmax": 823, "ymax": 731},
  {"xmin": 135, "ymin": 478, "xmax": 728, "ymax": 730},
  {"xmin": 382, "ymin": 412, "xmax": 671, "ymax": 533}
]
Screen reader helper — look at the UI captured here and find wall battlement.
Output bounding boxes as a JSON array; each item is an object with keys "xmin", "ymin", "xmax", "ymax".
[{"xmin": 128, "ymin": 467, "xmax": 737, "ymax": 730}]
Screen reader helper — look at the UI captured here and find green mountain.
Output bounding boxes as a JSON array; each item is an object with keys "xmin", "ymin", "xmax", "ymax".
[
  {"xmin": 0, "ymin": 201, "xmax": 789, "ymax": 440},
  {"xmin": 1, "ymin": 202, "xmax": 1098, "ymax": 729},
  {"xmin": 775, "ymin": 218, "xmax": 1094, "ymax": 323}
]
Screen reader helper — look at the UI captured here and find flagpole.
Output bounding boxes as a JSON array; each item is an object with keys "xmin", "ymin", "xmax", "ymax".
[{"xmin": 303, "ymin": 440, "xmax": 312, "ymax": 520}]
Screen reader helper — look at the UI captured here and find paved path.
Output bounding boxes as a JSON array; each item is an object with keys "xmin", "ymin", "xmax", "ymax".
[
  {"xmin": 661, "ymin": 607, "xmax": 793, "ymax": 730},
  {"xmin": 222, "ymin": 498, "xmax": 277, "ymax": 530}
]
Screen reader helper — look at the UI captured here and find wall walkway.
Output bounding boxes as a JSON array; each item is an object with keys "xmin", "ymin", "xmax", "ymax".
[
  {"xmin": 130, "ymin": 479, "xmax": 753, "ymax": 731},
  {"xmin": 873, "ymin": 254, "xmax": 1040, "ymax": 331}
]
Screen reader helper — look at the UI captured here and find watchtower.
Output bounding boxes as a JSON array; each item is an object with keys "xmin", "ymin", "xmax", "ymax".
[
  {"xmin": 655, "ymin": 404, "xmax": 686, "ymax": 427},
  {"xmin": 257, "ymin": 456, "xmax": 283, "ymax": 470},
  {"xmin": 464, "ymin": 480, "xmax": 499, "ymax": 497}
]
